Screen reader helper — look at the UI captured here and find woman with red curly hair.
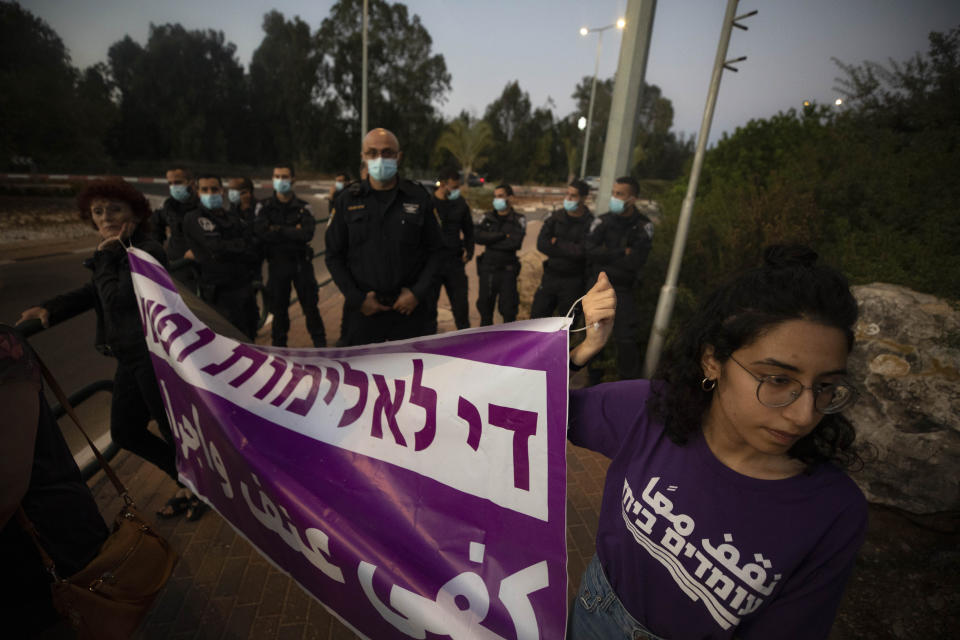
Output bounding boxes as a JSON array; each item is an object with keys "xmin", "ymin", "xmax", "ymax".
[{"xmin": 17, "ymin": 178, "xmax": 206, "ymax": 520}]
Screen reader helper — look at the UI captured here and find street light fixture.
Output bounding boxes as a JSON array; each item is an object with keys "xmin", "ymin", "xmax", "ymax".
[{"xmin": 578, "ymin": 18, "xmax": 626, "ymax": 179}]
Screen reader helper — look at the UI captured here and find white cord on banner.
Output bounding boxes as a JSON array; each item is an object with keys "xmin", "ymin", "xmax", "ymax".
[{"xmin": 566, "ymin": 294, "xmax": 599, "ymax": 333}]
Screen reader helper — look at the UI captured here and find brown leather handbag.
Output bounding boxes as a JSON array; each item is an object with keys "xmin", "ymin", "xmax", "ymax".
[{"xmin": 18, "ymin": 358, "xmax": 178, "ymax": 640}]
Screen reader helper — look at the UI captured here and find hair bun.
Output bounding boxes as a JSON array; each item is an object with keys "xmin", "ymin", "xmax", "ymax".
[{"xmin": 763, "ymin": 244, "xmax": 818, "ymax": 269}]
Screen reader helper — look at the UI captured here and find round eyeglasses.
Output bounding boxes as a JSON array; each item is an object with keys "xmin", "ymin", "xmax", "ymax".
[{"xmin": 728, "ymin": 356, "xmax": 858, "ymax": 414}]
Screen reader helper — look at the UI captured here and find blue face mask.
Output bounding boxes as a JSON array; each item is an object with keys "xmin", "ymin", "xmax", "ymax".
[
  {"xmin": 200, "ymin": 193, "xmax": 223, "ymax": 210},
  {"xmin": 169, "ymin": 184, "xmax": 191, "ymax": 202},
  {"xmin": 334, "ymin": 181, "xmax": 345, "ymax": 192},
  {"xmin": 609, "ymin": 196, "xmax": 625, "ymax": 214},
  {"xmin": 367, "ymin": 157, "xmax": 398, "ymax": 182},
  {"xmin": 273, "ymin": 178, "xmax": 292, "ymax": 193},
  {"xmin": 493, "ymin": 197, "xmax": 508, "ymax": 212},
  {"xmin": 227, "ymin": 189, "xmax": 241, "ymax": 204},
  {"xmin": 448, "ymin": 188, "xmax": 461, "ymax": 200},
  {"xmin": 563, "ymin": 198, "xmax": 579, "ymax": 212}
]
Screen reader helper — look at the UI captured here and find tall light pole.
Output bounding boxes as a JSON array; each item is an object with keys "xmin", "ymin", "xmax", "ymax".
[
  {"xmin": 642, "ymin": 0, "xmax": 756, "ymax": 377},
  {"xmin": 579, "ymin": 17, "xmax": 626, "ymax": 179},
  {"xmin": 361, "ymin": 0, "xmax": 369, "ymax": 143}
]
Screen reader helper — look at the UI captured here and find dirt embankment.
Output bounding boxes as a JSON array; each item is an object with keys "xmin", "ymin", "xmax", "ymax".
[{"xmin": 0, "ymin": 196, "xmax": 92, "ymax": 244}]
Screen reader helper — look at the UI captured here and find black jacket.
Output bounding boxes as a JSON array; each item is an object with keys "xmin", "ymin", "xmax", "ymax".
[
  {"xmin": 183, "ymin": 206, "xmax": 258, "ymax": 287},
  {"xmin": 151, "ymin": 195, "xmax": 199, "ymax": 261},
  {"xmin": 475, "ymin": 209, "xmax": 527, "ymax": 270},
  {"xmin": 536, "ymin": 207, "xmax": 594, "ymax": 277},
  {"xmin": 232, "ymin": 200, "xmax": 258, "ymax": 226},
  {"xmin": 431, "ymin": 195, "xmax": 475, "ymax": 261},
  {"xmin": 42, "ymin": 232, "xmax": 167, "ymax": 360},
  {"xmin": 253, "ymin": 194, "xmax": 316, "ymax": 262},
  {"xmin": 586, "ymin": 208, "xmax": 654, "ymax": 287},
  {"xmin": 325, "ymin": 178, "xmax": 443, "ymax": 308}
]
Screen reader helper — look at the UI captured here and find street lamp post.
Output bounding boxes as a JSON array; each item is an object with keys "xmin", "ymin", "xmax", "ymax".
[
  {"xmin": 579, "ymin": 18, "xmax": 625, "ymax": 180},
  {"xmin": 361, "ymin": 0, "xmax": 369, "ymax": 144}
]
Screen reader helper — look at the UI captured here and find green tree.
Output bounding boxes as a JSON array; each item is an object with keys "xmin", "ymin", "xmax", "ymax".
[
  {"xmin": 482, "ymin": 81, "xmax": 533, "ymax": 180},
  {"xmin": 249, "ymin": 11, "xmax": 326, "ymax": 169},
  {"xmin": 316, "ymin": 0, "xmax": 451, "ymax": 171},
  {"xmin": 0, "ymin": 1, "xmax": 109, "ymax": 169},
  {"xmin": 434, "ymin": 117, "xmax": 493, "ymax": 180},
  {"xmin": 570, "ymin": 76, "xmax": 690, "ymax": 180},
  {"xmin": 107, "ymin": 24, "xmax": 246, "ymax": 164},
  {"xmin": 641, "ymin": 22, "xmax": 960, "ymax": 349}
]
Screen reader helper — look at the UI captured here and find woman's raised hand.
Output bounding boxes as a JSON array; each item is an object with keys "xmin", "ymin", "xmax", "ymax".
[{"xmin": 572, "ymin": 272, "xmax": 617, "ymax": 367}]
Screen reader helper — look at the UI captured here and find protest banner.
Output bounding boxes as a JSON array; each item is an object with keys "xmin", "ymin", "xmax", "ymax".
[{"xmin": 127, "ymin": 247, "xmax": 572, "ymax": 639}]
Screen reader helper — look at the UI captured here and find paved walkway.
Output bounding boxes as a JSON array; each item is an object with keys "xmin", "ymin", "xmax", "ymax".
[
  {"xmin": 77, "ymin": 218, "xmax": 612, "ymax": 638},
  {"xmin": 89, "ymin": 432, "xmax": 608, "ymax": 639}
]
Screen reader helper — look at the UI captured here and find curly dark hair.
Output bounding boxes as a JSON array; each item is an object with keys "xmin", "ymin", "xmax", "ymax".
[
  {"xmin": 650, "ymin": 244, "xmax": 861, "ymax": 470},
  {"xmin": 77, "ymin": 177, "xmax": 152, "ymax": 232}
]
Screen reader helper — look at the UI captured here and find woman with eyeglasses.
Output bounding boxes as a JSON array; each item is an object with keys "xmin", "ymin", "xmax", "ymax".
[
  {"xmin": 567, "ymin": 245, "xmax": 866, "ymax": 639},
  {"xmin": 17, "ymin": 178, "xmax": 206, "ymax": 521}
]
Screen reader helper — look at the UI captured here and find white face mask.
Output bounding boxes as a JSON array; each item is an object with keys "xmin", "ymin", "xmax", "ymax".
[
  {"xmin": 228, "ymin": 189, "xmax": 241, "ymax": 204},
  {"xmin": 367, "ymin": 157, "xmax": 398, "ymax": 182}
]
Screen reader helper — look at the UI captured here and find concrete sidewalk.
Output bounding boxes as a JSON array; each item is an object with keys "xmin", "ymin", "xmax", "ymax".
[{"xmin": 89, "ymin": 433, "xmax": 608, "ymax": 639}]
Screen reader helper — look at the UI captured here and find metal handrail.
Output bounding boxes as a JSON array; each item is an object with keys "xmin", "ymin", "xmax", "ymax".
[
  {"xmin": 48, "ymin": 380, "xmax": 119, "ymax": 482},
  {"xmin": 17, "ymin": 318, "xmax": 118, "ymax": 481}
]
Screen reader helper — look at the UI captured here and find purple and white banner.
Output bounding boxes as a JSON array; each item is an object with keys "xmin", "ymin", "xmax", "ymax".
[{"xmin": 127, "ymin": 248, "xmax": 571, "ymax": 639}]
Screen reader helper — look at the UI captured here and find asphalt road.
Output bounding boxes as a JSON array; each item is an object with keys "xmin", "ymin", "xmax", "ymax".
[{"xmin": 0, "ymin": 250, "xmax": 117, "ymax": 462}]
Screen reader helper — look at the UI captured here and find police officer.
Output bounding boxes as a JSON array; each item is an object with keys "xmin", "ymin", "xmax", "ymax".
[
  {"xmin": 585, "ymin": 175, "xmax": 654, "ymax": 381},
  {"xmin": 328, "ymin": 171, "xmax": 349, "ymax": 201},
  {"xmin": 152, "ymin": 166, "xmax": 199, "ymax": 291},
  {"xmin": 432, "ymin": 167, "xmax": 474, "ymax": 330},
  {"xmin": 530, "ymin": 179, "xmax": 593, "ymax": 319},
  {"xmin": 183, "ymin": 174, "xmax": 259, "ymax": 340},
  {"xmin": 227, "ymin": 176, "xmax": 257, "ymax": 224},
  {"xmin": 327, "ymin": 167, "xmax": 364, "ymax": 347},
  {"xmin": 475, "ymin": 184, "xmax": 526, "ymax": 325},
  {"xmin": 254, "ymin": 165, "xmax": 327, "ymax": 348},
  {"xmin": 228, "ymin": 176, "xmax": 263, "ymax": 333},
  {"xmin": 325, "ymin": 128, "xmax": 443, "ymax": 345}
]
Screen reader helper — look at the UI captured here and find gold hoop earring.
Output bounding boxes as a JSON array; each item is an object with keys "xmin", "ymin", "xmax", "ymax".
[{"xmin": 701, "ymin": 377, "xmax": 716, "ymax": 392}]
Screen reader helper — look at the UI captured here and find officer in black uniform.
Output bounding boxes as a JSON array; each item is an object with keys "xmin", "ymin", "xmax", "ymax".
[
  {"xmin": 475, "ymin": 184, "xmax": 526, "ymax": 325},
  {"xmin": 328, "ymin": 171, "xmax": 350, "ymax": 202},
  {"xmin": 228, "ymin": 175, "xmax": 263, "ymax": 333},
  {"xmin": 531, "ymin": 179, "xmax": 593, "ymax": 319},
  {"xmin": 253, "ymin": 165, "xmax": 327, "ymax": 348},
  {"xmin": 183, "ymin": 174, "xmax": 259, "ymax": 340},
  {"xmin": 327, "ymin": 167, "xmax": 366, "ymax": 347},
  {"xmin": 152, "ymin": 166, "xmax": 199, "ymax": 292},
  {"xmin": 325, "ymin": 128, "xmax": 443, "ymax": 346},
  {"xmin": 585, "ymin": 175, "xmax": 654, "ymax": 381},
  {"xmin": 431, "ymin": 167, "xmax": 475, "ymax": 330},
  {"xmin": 228, "ymin": 176, "xmax": 258, "ymax": 224}
]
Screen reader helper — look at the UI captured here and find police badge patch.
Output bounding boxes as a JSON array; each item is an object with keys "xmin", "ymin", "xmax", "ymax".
[{"xmin": 403, "ymin": 203, "xmax": 420, "ymax": 214}]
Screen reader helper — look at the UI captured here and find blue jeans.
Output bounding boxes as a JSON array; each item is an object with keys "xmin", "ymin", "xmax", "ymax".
[{"xmin": 567, "ymin": 554, "xmax": 668, "ymax": 640}]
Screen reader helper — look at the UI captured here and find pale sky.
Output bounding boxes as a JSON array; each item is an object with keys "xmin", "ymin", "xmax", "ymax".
[{"xmin": 22, "ymin": 0, "xmax": 960, "ymax": 144}]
